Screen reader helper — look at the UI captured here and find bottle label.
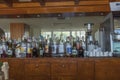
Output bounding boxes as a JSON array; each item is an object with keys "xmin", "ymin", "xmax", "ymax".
[
  {"xmin": 7, "ymin": 49, "xmax": 13, "ymax": 55},
  {"xmin": 58, "ymin": 45, "xmax": 64, "ymax": 53},
  {"xmin": 72, "ymin": 50, "xmax": 77, "ymax": 55},
  {"xmin": 66, "ymin": 47, "xmax": 72, "ymax": 54},
  {"xmin": 51, "ymin": 45, "xmax": 57, "ymax": 54},
  {"xmin": 45, "ymin": 45, "xmax": 49, "ymax": 53},
  {"xmin": 21, "ymin": 47, "xmax": 27, "ymax": 53},
  {"xmin": 40, "ymin": 49, "xmax": 43, "ymax": 56},
  {"xmin": 27, "ymin": 48, "xmax": 32, "ymax": 54},
  {"xmin": 76, "ymin": 42, "xmax": 80, "ymax": 49}
]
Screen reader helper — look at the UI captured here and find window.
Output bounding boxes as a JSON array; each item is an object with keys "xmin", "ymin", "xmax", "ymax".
[
  {"xmin": 41, "ymin": 32, "xmax": 51, "ymax": 39},
  {"xmin": 41, "ymin": 30, "xmax": 85, "ymax": 40}
]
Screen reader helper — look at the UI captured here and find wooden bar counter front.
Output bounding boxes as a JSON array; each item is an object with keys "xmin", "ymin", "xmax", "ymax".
[{"xmin": 0, "ymin": 58, "xmax": 120, "ymax": 80}]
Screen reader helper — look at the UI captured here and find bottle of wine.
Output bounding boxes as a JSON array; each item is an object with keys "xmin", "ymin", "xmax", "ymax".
[
  {"xmin": 44, "ymin": 39, "xmax": 50, "ymax": 57},
  {"xmin": 39, "ymin": 41, "xmax": 44, "ymax": 57},
  {"xmin": 76, "ymin": 37, "xmax": 84, "ymax": 57},
  {"xmin": 32, "ymin": 42, "xmax": 38, "ymax": 58}
]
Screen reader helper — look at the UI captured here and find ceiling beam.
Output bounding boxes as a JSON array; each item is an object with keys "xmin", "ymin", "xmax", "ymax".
[
  {"xmin": 74, "ymin": 0, "xmax": 79, "ymax": 5},
  {"xmin": 0, "ymin": 5, "xmax": 110, "ymax": 15},
  {"xmin": 37, "ymin": 0, "xmax": 45, "ymax": 6},
  {"xmin": 0, "ymin": 1, "xmax": 109, "ymax": 8},
  {"xmin": 3, "ymin": 0, "xmax": 13, "ymax": 7}
]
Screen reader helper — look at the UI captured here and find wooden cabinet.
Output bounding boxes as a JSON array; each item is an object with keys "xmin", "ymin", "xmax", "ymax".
[
  {"xmin": 24, "ymin": 59, "xmax": 51, "ymax": 80},
  {"xmin": 51, "ymin": 59, "xmax": 77, "ymax": 80},
  {"xmin": 8, "ymin": 59, "xmax": 25, "ymax": 80},
  {"xmin": 95, "ymin": 59, "xmax": 120, "ymax": 80},
  {"xmin": 77, "ymin": 59, "xmax": 94, "ymax": 80},
  {"xmin": 1, "ymin": 58, "xmax": 120, "ymax": 80},
  {"xmin": 10, "ymin": 23, "xmax": 30, "ymax": 40},
  {"xmin": 0, "ymin": 59, "xmax": 25, "ymax": 80},
  {"xmin": 51, "ymin": 75, "xmax": 77, "ymax": 80}
]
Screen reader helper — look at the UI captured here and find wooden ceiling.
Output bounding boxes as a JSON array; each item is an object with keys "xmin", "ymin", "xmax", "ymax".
[{"xmin": 0, "ymin": 0, "xmax": 116, "ymax": 17}]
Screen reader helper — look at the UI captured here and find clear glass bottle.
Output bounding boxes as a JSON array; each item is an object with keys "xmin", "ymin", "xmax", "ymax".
[
  {"xmin": 65, "ymin": 37, "xmax": 72, "ymax": 56},
  {"xmin": 58, "ymin": 40, "xmax": 65, "ymax": 57},
  {"xmin": 26, "ymin": 42, "xmax": 32, "ymax": 58},
  {"xmin": 20, "ymin": 39, "xmax": 27, "ymax": 58},
  {"xmin": 51, "ymin": 40, "xmax": 57, "ymax": 57},
  {"xmin": 1, "ymin": 39, "xmax": 7, "ymax": 58},
  {"xmin": 39, "ymin": 44, "xmax": 44, "ymax": 57},
  {"xmin": 72, "ymin": 46, "xmax": 78, "ymax": 57},
  {"xmin": 32, "ymin": 42, "xmax": 38, "ymax": 58}
]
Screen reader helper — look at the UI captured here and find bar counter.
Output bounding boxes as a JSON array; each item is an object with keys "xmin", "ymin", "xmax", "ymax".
[{"xmin": 0, "ymin": 57, "xmax": 120, "ymax": 80}]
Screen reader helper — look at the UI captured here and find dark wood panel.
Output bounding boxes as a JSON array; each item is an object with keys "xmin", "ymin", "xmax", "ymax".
[
  {"xmin": 25, "ymin": 63, "xmax": 51, "ymax": 76},
  {"xmin": 95, "ymin": 59, "xmax": 120, "ymax": 80},
  {"xmin": 25, "ymin": 76, "xmax": 51, "ymax": 80},
  {"xmin": 8, "ymin": 59, "xmax": 25, "ymax": 80},
  {"xmin": 10, "ymin": 23, "xmax": 24, "ymax": 40},
  {"xmin": 78, "ymin": 60, "xmax": 94, "ymax": 80},
  {"xmin": 51, "ymin": 75, "xmax": 77, "ymax": 80},
  {"xmin": 0, "ymin": 59, "xmax": 8, "ymax": 62},
  {"xmin": 51, "ymin": 62, "xmax": 77, "ymax": 75}
]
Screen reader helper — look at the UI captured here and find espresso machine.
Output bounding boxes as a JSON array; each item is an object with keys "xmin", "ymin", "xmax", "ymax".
[{"xmin": 84, "ymin": 23, "xmax": 94, "ymax": 51}]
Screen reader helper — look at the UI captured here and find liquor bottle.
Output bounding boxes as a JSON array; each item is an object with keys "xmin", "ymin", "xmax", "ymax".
[
  {"xmin": 0, "ymin": 42, "xmax": 3, "ymax": 58},
  {"xmin": 78, "ymin": 46, "xmax": 84, "ymax": 57},
  {"xmin": 20, "ymin": 37, "xmax": 27, "ymax": 58},
  {"xmin": 58, "ymin": 40, "xmax": 65, "ymax": 57},
  {"xmin": 7, "ymin": 40, "xmax": 13, "ymax": 57},
  {"xmin": 65, "ymin": 37, "xmax": 72, "ymax": 56},
  {"xmin": 76, "ymin": 37, "xmax": 80, "ymax": 50},
  {"xmin": 39, "ymin": 35, "xmax": 44, "ymax": 57},
  {"xmin": 15, "ymin": 44, "xmax": 21, "ymax": 58},
  {"xmin": 73, "ymin": 38, "xmax": 76, "ymax": 48},
  {"xmin": 32, "ymin": 42, "xmax": 38, "ymax": 57},
  {"xmin": 72, "ymin": 46, "xmax": 78, "ymax": 57},
  {"xmin": 44, "ymin": 39, "xmax": 50, "ymax": 57},
  {"xmin": 39, "ymin": 45, "xmax": 44, "ymax": 57},
  {"xmin": 26, "ymin": 42, "xmax": 32, "ymax": 58},
  {"xmin": 1, "ymin": 50, "xmax": 7, "ymax": 58},
  {"xmin": 51, "ymin": 39, "xmax": 57, "ymax": 57},
  {"xmin": 1, "ymin": 40, "xmax": 7, "ymax": 58},
  {"xmin": 39, "ymin": 41, "xmax": 44, "ymax": 57},
  {"xmin": 76, "ymin": 37, "xmax": 84, "ymax": 57}
]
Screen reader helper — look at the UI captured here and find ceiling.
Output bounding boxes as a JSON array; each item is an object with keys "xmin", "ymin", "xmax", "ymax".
[{"xmin": 0, "ymin": 0, "xmax": 110, "ymax": 16}]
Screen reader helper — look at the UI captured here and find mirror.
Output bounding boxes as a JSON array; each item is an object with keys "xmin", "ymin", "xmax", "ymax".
[{"xmin": 0, "ymin": 16, "xmax": 105, "ymax": 40}]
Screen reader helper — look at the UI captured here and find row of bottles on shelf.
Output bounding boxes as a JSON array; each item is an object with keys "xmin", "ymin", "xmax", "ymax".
[{"xmin": 0, "ymin": 34, "xmax": 85, "ymax": 58}]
